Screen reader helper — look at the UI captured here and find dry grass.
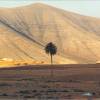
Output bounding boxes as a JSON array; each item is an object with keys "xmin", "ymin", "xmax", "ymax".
[{"xmin": 0, "ymin": 60, "xmax": 46, "ymax": 67}]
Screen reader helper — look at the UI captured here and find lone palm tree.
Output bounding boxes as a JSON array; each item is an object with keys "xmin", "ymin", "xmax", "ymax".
[{"xmin": 45, "ymin": 42, "xmax": 57, "ymax": 64}]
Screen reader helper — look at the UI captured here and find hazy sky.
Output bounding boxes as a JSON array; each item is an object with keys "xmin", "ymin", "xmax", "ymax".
[{"xmin": 0, "ymin": 0, "xmax": 100, "ymax": 18}]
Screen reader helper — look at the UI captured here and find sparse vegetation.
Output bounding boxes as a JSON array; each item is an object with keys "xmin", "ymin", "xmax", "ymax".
[
  {"xmin": 73, "ymin": 89, "xmax": 85, "ymax": 93},
  {"xmin": 0, "ymin": 83, "xmax": 11, "ymax": 87},
  {"xmin": 1, "ymin": 93, "xmax": 8, "ymax": 96},
  {"xmin": 19, "ymin": 90, "xmax": 30, "ymax": 94}
]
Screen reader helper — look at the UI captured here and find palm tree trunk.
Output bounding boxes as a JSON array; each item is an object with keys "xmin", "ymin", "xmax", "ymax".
[
  {"xmin": 51, "ymin": 54, "xmax": 53, "ymax": 64},
  {"xmin": 50, "ymin": 54, "xmax": 53, "ymax": 77}
]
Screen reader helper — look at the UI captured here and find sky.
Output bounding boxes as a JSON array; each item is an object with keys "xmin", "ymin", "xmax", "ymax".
[{"xmin": 0, "ymin": 0, "xmax": 100, "ymax": 18}]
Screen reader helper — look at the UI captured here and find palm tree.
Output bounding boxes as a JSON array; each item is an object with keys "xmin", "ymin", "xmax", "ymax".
[{"xmin": 45, "ymin": 42, "xmax": 57, "ymax": 64}]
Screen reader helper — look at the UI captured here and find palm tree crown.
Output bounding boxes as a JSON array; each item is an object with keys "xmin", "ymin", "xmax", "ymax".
[{"xmin": 45, "ymin": 42, "xmax": 57, "ymax": 55}]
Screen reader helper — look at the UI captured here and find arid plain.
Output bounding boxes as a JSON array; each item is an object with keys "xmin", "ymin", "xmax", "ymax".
[{"xmin": 0, "ymin": 64, "xmax": 100, "ymax": 99}]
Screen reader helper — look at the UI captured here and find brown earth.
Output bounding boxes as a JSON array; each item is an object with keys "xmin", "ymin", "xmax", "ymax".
[{"xmin": 0, "ymin": 64, "xmax": 100, "ymax": 99}]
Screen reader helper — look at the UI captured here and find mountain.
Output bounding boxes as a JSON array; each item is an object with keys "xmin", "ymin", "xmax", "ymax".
[{"xmin": 0, "ymin": 3, "xmax": 100, "ymax": 65}]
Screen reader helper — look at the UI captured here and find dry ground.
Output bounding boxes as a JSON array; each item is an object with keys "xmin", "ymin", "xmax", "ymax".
[{"xmin": 0, "ymin": 64, "xmax": 100, "ymax": 100}]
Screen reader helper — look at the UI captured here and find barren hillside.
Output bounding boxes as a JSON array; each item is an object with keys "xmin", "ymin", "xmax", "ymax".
[{"xmin": 0, "ymin": 3, "xmax": 100, "ymax": 65}]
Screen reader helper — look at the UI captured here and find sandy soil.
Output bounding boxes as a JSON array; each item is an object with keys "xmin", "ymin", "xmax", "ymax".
[{"xmin": 0, "ymin": 64, "xmax": 100, "ymax": 100}]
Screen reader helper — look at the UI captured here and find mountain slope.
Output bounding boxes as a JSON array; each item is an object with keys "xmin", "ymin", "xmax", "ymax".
[{"xmin": 0, "ymin": 3, "xmax": 100, "ymax": 64}]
